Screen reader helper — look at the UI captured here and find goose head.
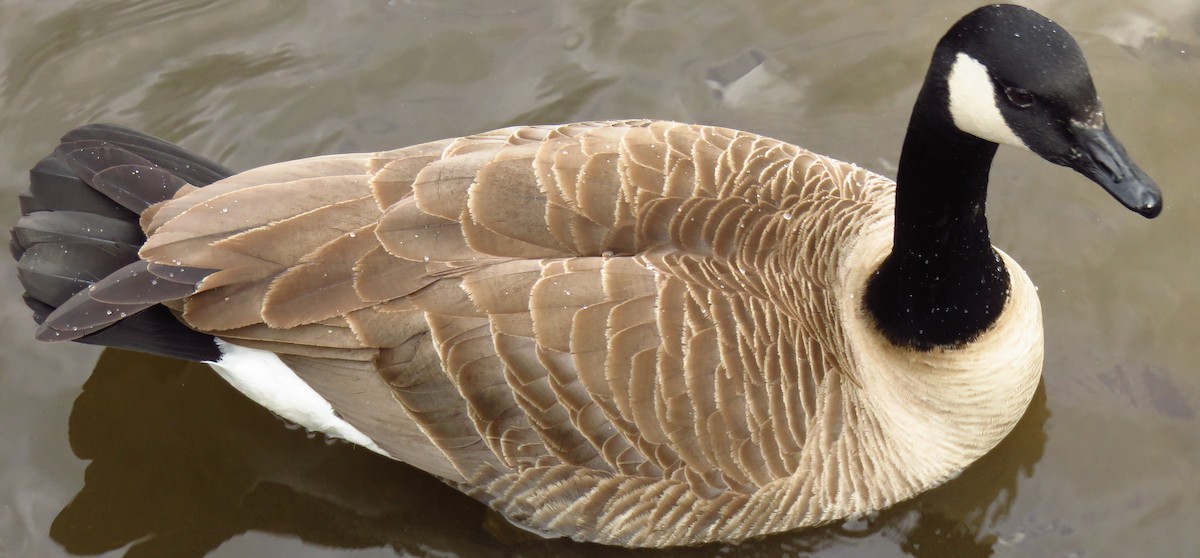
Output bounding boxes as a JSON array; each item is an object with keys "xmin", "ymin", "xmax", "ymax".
[
  {"xmin": 931, "ymin": 3, "xmax": 1161, "ymax": 217},
  {"xmin": 870, "ymin": 4, "xmax": 1161, "ymax": 350}
]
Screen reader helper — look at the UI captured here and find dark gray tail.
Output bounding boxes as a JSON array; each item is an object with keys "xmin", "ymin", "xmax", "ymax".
[{"xmin": 11, "ymin": 124, "xmax": 232, "ymax": 361}]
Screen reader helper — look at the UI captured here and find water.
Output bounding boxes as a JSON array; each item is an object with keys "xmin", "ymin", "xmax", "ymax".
[{"xmin": 1, "ymin": 1, "xmax": 1197, "ymax": 556}]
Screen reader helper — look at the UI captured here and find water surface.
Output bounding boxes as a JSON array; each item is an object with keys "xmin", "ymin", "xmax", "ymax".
[{"xmin": 1, "ymin": 1, "xmax": 1197, "ymax": 556}]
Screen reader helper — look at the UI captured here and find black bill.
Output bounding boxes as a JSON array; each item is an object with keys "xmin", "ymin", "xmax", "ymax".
[{"xmin": 1068, "ymin": 123, "xmax": 1162, "ymax": 218}]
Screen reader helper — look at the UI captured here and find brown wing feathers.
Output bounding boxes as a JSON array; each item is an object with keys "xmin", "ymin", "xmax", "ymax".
[{"xmin": 96, "ymin": 121, "xmax": 892, "ymax": 544}]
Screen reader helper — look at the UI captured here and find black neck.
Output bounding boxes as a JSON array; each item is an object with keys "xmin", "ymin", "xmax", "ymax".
[{"xmin": 864, "ymin": 78, "xmax": 1011, "ymax": 350}]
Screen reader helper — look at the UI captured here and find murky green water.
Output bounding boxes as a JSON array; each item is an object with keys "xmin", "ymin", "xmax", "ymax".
[{"xmin": 1, "ymin": 1, "xmax": 1196, "ymax": 556}]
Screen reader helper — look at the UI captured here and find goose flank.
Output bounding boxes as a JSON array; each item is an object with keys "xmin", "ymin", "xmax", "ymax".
[{"xmin": 10, "ymin": 4, "xmax": 1161, "ymax": 547}]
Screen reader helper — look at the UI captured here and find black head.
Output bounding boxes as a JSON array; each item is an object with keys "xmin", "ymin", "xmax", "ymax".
[{"xmin": 933, "ymin": 4, "xmax": 1161, "ymax": 217}]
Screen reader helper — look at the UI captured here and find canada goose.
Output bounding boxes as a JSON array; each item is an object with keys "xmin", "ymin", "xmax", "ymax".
[{"xmin": 10, "ymin": 3, "xmax": 1160, "ymax": 548}]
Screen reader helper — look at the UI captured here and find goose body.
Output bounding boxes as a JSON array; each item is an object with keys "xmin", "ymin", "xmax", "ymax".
[{"xmin": 11, "ymin": 5, "xmax": 1159, "ymax": 548}]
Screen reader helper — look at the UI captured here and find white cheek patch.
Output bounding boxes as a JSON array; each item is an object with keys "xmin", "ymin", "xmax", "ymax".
[{"xmin": 947, "ymin": 52, "xmax": 1029, "ymax": 150}]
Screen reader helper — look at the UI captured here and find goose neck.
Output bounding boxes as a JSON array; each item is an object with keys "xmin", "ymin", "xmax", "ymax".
[{"xmin": 863, "ymin": 87, "xmax": 1011, "ymax": 349}]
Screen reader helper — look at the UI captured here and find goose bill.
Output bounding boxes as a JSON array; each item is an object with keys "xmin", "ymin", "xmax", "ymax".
[{"xmin": 1067, "ymin": 123, "xmax": 1162, "ymax": 218}]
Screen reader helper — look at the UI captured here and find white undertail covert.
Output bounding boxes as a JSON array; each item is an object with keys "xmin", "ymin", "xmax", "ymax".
[{"xmin": 207, "ymin": 339, "xmax": 391, "ymax": 457}]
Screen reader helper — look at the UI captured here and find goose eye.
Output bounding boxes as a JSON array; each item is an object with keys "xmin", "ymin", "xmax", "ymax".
[{"xmin": 1004, "ymin": 87, "xmax": 1034, "ymax": 108}]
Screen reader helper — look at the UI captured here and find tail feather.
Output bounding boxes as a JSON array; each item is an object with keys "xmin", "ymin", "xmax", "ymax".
[
  {"xmin": 145, "ymin": 261, "xmax": 215, "ymax": 285},
  {"xmin": 61, "ymin": 123, "xmax": 232, "ymax": 187},
  {"xmin": 37, "ymin": 267, "xmax": 156, "ymax": 341},
  {"xmin": 12, "ymin": 211, "xmax": 143, "ymax": 258},
  {"xmin": 90, "ymin": 261, "xmax": 201, "ymax": 305},
  {"xmin": 55, "ymin": 142, "xmax": 191, "ymax": 214},
  {"xmin": 12, "ymin": 124, "xmax": 231, "ymax": 362},
  {"xmin": 92, "ymin": 165, "xmax": 192, "ymax": 214},
  {"xmin": 14, "ymin": 237, "xmax": 139, "ymax": 307},
  {"xmin": 36, "ymin": 259, "xmax": 200, "ymax": 342},
  {"xmin": 25, "ymin": 155, "xmax": 134, "ymax": 219},
  {"xmin": 23, "ymin": 296, "xmax": 223, "ymax": 362}
]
